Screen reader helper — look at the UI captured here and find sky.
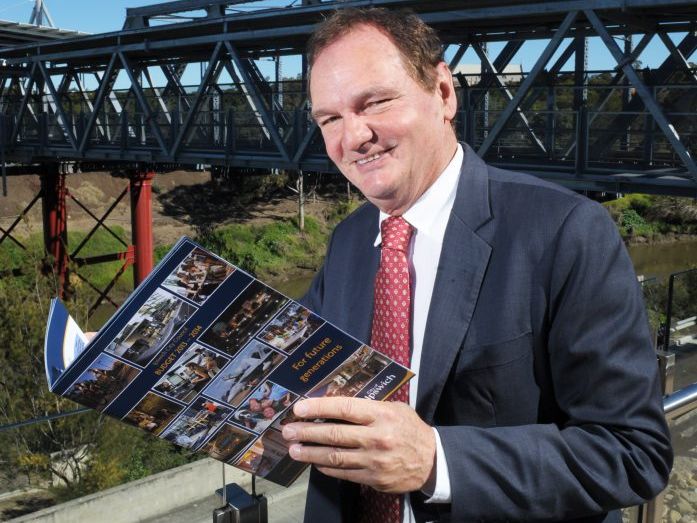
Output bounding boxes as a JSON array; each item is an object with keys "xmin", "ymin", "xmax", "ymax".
[{"xmin": 0, "ymin": 0, "xmax": 687, "ymax": 85}]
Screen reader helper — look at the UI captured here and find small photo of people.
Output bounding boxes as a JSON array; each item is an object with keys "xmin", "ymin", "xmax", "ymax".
[
  {"xmin": 270, "ymin": 400, "xmax": 309, "ymax": 431},
  {"xmin": 308, "ymin": 345, "xmax": 390, "ymax": 398},
  {"xmin": 161, "ymin": 398, "xmax": 232, "ymax": 450},
  {"xmin": 200, "ymin": 423, "xmax": 255, "ymax": 462},
  {"xmin": 123, "ymin": 392, "xmax": 183, "ymax": 435},
  {"xmin": 106, "ymin": 288, "xmax": 196, "ymax": 366},
  {"xmin": 64, "ymin": 353, "xmax": 139, "ymax": 411},
  {"xmin": 153, "ymin": 344, "xmax": 229, "ymax": 403},
  {"xmin": 256, "ymin": 303, "xmax": 323, "ymax": 354},
  {"xmin": 162, "ymin": 248, "xmax": 233, "ymax": 304},
  {"xmin": 203, "ymin": 340, "xmax": 285, "ymax": 407},
  {"xmin": 234, "ymin": 429, "xmax": 291, "ymax": 476},
  {"xmin": 199, "ymin": 281, "xmax": 288, "ymax": 357},
  {"xmin": 231, "ymin": 381, "xmax": 297, "ymax": 433}
]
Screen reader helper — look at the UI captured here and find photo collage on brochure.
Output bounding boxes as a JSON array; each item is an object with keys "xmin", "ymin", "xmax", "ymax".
[{"xmin": 63, "ymin": 244, "xmax": 337, "ymax": 484}]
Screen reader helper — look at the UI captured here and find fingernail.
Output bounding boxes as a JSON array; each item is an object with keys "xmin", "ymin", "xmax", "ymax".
[
  {"xmin": 294, "ymin": 401, "xmax": 308, "ymax": 417},
  {"xmin": 289, "ymin": 444, "xmax": 302, "ymax": 459},
  {"xmin": 283, "ymin": 426, "xmax": 297, "ymax": 440}
]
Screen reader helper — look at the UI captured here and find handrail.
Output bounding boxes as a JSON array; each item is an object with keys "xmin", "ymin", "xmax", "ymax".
[{"xmin": 663, "ymin": 381, "xmax": 697, "ymax": 421}]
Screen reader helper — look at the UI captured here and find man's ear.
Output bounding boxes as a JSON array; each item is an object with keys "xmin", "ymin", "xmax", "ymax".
[{"xmin": 435, "ymin": 61, "xmax": 457, "ymax": 122}]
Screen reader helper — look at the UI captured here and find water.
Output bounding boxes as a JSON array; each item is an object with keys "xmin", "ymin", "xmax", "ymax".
[
  {"xmin": 272, "ymin": 275, "xmax": 315, "ymax": 300},
  {"xmin": 627, "ymin": 239, "xmax": 697, "ymax": 281}
]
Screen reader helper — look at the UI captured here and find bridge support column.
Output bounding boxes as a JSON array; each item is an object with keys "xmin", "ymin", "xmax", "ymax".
[
  {"xmin": 40, "ymin": 163, "xmax": 69, "ymax": 296},
  {"xmin": 129, "ymin": 169, "xmax": 155, "ymax": 286}
]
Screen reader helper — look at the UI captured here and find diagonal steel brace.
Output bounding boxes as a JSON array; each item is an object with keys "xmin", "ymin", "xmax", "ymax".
[
  {"xmin": 585, "ymin": 9, "xmax": 697, "ymax": 179},
  {"xmin": 477, "ymin": 11, "xmax": 578, "ymax": 158}
]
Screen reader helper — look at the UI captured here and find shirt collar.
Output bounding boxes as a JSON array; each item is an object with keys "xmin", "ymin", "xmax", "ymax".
[{"xmin": 374, "ymin": 143, "xmax": 463, "ymax": 246}]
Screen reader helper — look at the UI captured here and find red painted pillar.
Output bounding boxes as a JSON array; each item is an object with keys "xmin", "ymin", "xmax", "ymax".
[
  {"xmin": 40, "ymin": 163, "xmax": 69, "ymax": 296},
  {"xmin": 129, "ymin": 169, "xmax": 155, "ymax": 286}
]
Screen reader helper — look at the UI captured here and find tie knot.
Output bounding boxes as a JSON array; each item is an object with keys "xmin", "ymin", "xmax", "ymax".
[{"xmin": 380, "ymin": 216, "xmax": 413, "ymax": 253}]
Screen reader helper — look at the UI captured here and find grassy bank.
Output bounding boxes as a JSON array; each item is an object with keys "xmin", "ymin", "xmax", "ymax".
[
  {"xmin": 155, "ymin": 199, "xmax": 360, "ymax": 283},
  {"xmin": 602, "ymin": 194, "xmax": 697, "ymax": 242}
]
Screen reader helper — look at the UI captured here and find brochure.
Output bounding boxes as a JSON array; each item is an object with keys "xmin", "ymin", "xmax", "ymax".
[{"xmin": 45, "ymin": 237, "xmax": 414, "ymax": 486}]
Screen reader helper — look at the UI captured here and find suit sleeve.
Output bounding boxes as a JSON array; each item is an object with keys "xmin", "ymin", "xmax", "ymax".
[
  {"xmin": 436, "ymin": 200, "xmax": 673, "ymax": 521},
  {"xmin": 299, "ymin": 228, "xmax": 335, "ymax": 314}
]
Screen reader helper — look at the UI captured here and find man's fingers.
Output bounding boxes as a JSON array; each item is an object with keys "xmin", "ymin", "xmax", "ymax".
[
  {"xmin": 282, "ymin": 421, "xmax": 367, "ymax": 448},
  {"xmin": 293, "ymin": 397, "xmax": 376, "ymax": 424},
  {"xmin": 315, "ymin": 465, "xmax": 374, "ymax": 485},
  {"xmin": 288, "ymin": 443, "xmax": 364, "ymax": 469},
  {"xmin": 85, "ymin": 331, "xmax": 97, "ymax": 342}
]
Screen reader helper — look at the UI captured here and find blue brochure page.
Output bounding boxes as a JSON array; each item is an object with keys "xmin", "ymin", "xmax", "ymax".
[{"xmin": 44, "ymin": 237, "xmax": 414, "ymax": 487}]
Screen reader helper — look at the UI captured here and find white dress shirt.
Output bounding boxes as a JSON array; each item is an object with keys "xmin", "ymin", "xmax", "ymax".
[{"xmin": 374, "ymin": 144, "xmax": 463, "ymax": 522}]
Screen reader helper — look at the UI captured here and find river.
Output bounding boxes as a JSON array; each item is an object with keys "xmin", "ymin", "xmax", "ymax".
[{"xmin": 627, "ymin": 239, "xmax": 697, "ymax": 281}]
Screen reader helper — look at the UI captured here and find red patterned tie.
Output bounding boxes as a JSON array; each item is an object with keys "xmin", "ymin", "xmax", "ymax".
[{"xmin": 359, "ymin": 215, "xmax": 414, "ymax": 523}]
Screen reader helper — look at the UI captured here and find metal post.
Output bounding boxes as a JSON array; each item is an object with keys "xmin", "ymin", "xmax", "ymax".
[
  {"xmin": 129, "ymin": 169, "xmax": 155, "ymax": 286},
  {"xmin": 481, "ymin": 42, "xmax": 489, "ymax": 140},
  {"xmin": 623, "ymin": 35, "xmax": 633, "ymax": 152},
  {"xmin": 40, "ymin": 163, "xmax": 69, "ymax": 296},
  {"xmin": 574, "ymin": 31, "xmax": 588, "ymax": 170},
  {"xmin": 575, "ymin": 106, "xmax": 588, "ymax": 175},
  {"xmin": 643, "ymin": 84, "xmax": 655, "ymax": 165},
  {"xmin": 656, "ymin": 350, "xmax": 676, "ymax": 396},
  {"xmin": 664, "ymin": 273, "xmax": 676, "ymax": 353},
  {"xmin": 546, "ymin": 83, "xmax": 555, "ymax": 158}
]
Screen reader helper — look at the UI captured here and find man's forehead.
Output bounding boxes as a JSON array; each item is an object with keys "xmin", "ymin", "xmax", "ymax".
[
  {"xmin": 309, "ymin": 27, "xmax": 408, "ymax": 110},
  {"xmin": 317, "ymin": 23, "xmax": 393, "ymax": 52}
]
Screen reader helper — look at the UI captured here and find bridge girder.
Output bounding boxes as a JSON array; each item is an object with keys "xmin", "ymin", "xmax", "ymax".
[{"xmin": 0, "ymin": 0, "xmax": 696, "ymax": 196}]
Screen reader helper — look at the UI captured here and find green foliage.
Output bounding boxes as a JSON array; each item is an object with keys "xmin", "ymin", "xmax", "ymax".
[
  {"xmin": 603, "ymin": 195, "xmax": 697, "ymax": 239},
  {"xmin": 154, "ymin": 244, "xmax": 173, "ymax": 264},
  {"xmin": 50, "ymin": 419, "xmax": 198, "ymax": 502},
  {"xmin": 668, "ymin": 269, "xmax": 697, "ymax": 325},
  {"xmin": 0, "ymin": 226, "xmax": 134, "ymax": 301},
  {"xmin": 67, "ymin": 226, "xmax": 133, "ymax": 296},
  {"xmin": 0, "ymin": 243, "xmax": 192, "ymax": 504},
  {"xmin": 0, "ymin": 270, "xmax": 104, "ymax": 492},
  {"xmin": 618, "ymin": 209, "xmax": 654, "ymax": 237},
  {"xmin": 197, "ymin": 215, "xmax": 327, "ymax": 279},
  {"xmin": 324, "ymin": 199, "xmax": 362, "ymax": 227}
]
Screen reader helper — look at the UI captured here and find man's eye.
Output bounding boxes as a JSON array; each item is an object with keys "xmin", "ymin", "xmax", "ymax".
[
  {"xmin": 367, "ymin": 98, "xmax": 391, "ymax": 108},
  {"xmin": 320, "ymin": 116, "xmax": 339, "ymax": 126}
]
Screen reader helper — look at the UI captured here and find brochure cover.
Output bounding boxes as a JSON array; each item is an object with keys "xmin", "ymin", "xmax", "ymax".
[{"xmin": 45, "ymin": 237, "xmax": 414, "ymax": 486}]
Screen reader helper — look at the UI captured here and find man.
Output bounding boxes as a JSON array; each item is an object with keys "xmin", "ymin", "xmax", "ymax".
[{"xmin": 281, "ymin": 8, "xmax": 672, "ymax": 523}]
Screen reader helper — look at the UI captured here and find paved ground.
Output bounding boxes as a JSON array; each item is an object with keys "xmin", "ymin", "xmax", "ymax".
[{"xmin": 144, "ymin": 471, "xmax": 309, "ymax": 523}]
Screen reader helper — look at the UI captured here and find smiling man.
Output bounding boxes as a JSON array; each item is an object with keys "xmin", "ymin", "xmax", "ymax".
[{"xmin": 283, "ymin": 8, "xmax": 672, "ymax": 523}]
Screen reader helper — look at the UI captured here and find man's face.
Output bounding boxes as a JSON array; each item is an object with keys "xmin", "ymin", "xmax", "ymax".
[{"xmin": 310, "ymin": 25, "xmax": 457, "ymax": 215}]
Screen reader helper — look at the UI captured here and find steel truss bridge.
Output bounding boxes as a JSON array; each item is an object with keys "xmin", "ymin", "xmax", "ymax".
[
  {"xmin": 2, "ymin": 0, "xmax": 697, "ymax": 309},
  {"xmin": 0, "ymin": 0, "xmax": 695, "ymax": 196}
]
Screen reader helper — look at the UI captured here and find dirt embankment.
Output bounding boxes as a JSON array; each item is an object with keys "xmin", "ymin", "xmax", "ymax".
[{"xmin": 0, "ymin": 170, "xmax": 332, "ymax": 247}]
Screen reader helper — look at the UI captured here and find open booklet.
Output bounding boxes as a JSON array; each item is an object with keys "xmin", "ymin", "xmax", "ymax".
[{"xmin": 45, "ymin": 237, "xmax": 414, "ymax": 487}]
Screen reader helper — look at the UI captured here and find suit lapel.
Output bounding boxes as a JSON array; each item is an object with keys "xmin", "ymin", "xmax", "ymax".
[
  {"xmin": 349, "ymin": 243, "xmax": 379, "ymax": 344},
  {"xmin": 345, "ymin": 206, "xmax": 380, "ymax": 344},
  {"xmin": 416, "ymin": 144, "xmax": 493, "ymax": 422}
]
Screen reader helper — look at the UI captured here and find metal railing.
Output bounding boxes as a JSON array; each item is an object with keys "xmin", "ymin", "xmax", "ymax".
[{"xmin": 637, "ymin": 381, "xmax": 697, "ymax": 523}]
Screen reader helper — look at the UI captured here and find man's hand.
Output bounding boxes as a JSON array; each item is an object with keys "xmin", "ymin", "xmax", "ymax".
[
  {"xmin": 282, "ymin": 397, "xmax": 436, "ymax": 494},
  {"xmin": 85, "ymin": 332, "xmax": 97, "ymax": 343}
]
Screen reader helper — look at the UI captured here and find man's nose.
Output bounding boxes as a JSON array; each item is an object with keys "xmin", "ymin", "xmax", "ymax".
[{"xmin": 341, "ymin": 114, "xmax": 373, "ymax": 151}]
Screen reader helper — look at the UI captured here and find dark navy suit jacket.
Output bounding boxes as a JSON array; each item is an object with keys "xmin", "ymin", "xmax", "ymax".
[{"xmin": 300, "ymin": 144, "xmax": 672, "ymax": 522}]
